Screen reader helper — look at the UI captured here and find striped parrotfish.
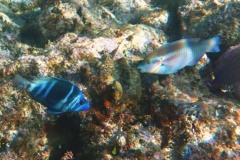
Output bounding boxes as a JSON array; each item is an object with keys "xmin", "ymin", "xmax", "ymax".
[
  {"xmin": 13, "ymin": 75, "xmax": 90, "ymax": 114},
  {"xmin": 138, "ymin": 36, "xmax": 220, "ymax": 74}
]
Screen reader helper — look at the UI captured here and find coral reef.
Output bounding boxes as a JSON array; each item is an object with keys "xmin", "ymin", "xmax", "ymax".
[
  {"xmin": 179, "ymin": 0, "xmax": 240, "ymax": 50},
  {"xmin": 0, "ymin": 0, "xmax": 239, "ymax": 159}
]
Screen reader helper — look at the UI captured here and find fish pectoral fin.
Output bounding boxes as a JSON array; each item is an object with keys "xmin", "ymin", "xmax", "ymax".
[
  {"xmin": 162, "ymin": 62, "xmax": 176, "ymax": 68},
  {"xmin": 157, "ymin": 63, "xmax": 179, "ymax": 74}
]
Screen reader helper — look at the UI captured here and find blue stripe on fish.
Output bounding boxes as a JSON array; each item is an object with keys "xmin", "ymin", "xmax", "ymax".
[
  {"xmin": 13, "ymin": 75, "xmax": 90, "ymax": 114},
  {"xmin": 31, "ymin": 81, "xmax": 56, "ymax": 99},
  {"xmin": 41, "ymin": 81, "xmax": 56, "ymax": 98},
  {"xmin": 31, "ymin": 84, "xmax": 44, "ymax": 97},
  {"xmin": 63, "ymin": 85, "xmax": 74, "ymax": 103}
]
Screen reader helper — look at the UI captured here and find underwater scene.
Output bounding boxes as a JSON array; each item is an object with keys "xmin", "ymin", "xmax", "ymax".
[{"xmin": 0, "ymin": 0, "xmax": 240, "ymax": 159}]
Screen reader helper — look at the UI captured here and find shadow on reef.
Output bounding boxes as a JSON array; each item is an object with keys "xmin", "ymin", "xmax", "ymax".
[
  {"xmin": 20, "ymin": 22, "xmax": 44, "ymax": 47},
  {"xmin": 45, "ymin": 113, "xmax": 99, "ymax": 159},
  {"xmin": 151, "ymin": 0, "xmax": 185, "ymax": 41},
  {"xmin": 19, "ymin": 9, "xmax": 43, "ymax": 47}
]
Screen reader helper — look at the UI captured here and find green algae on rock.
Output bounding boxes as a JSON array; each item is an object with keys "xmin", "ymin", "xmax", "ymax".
[{"xmin": 180, "ymin": 0, "xmax": 240, "ymax": 50}]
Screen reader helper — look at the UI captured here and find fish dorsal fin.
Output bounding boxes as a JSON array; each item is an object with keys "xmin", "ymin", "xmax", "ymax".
[{"xmin": 159, "ymin": 38, "xmax": 202, "ymax": 53}]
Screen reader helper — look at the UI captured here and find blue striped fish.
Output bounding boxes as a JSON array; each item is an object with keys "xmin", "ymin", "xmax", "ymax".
[
  {"xmin": 138, "ymin": 36, "xmax": 220, "ymax": 74},
  {"xmin": 13, "ymin": 75, "xmax": 90, "ymax": 114}
]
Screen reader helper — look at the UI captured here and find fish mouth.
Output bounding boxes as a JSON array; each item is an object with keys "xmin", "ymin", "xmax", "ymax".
[{"xmin": 81, "ymin": 102, "xmax": 90, "ymax": 111}]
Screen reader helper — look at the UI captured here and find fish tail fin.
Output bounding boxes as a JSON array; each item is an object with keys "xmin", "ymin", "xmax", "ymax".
[
  {"xmin": 13, "ymin": 74, "xmax": 29, "ymax": 89},
  {"xmin": 206, "ymin": 36, "xmax": 221, "ymax": 52}
]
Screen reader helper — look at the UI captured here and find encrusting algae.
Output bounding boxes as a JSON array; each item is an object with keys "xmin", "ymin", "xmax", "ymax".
[{"xmin": 0, "ymin": 0, "xmax": 240, "ymax": 159}]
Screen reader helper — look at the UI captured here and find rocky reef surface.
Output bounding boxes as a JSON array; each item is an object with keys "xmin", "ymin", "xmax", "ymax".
[{"xmin": 0, "ymin": 0, "xmax": 239, "ymax": 159}]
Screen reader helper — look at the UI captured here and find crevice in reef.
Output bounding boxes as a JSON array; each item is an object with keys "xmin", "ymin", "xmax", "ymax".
[{"xmin": 151, "ymin": 0, "xmax": 184, "ymax": 41}]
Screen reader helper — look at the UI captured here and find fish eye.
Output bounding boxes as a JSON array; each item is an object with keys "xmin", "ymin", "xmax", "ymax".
[
  {"xmin": 147, "ymin": 59, "xmax": 151, "ymax": 64},
  {"xmin": 79, "ymin": 100, "xmax": 85, "ymax": 105}
]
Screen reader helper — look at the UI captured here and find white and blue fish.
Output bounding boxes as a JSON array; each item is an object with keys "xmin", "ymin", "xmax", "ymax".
[
  {"xmin": 13, "ymin": 75, "xmax": 90, "ymax": 114},
  {"xmin": 138, "ymin": 36, "xmax": 220, "ymax": 74}
]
